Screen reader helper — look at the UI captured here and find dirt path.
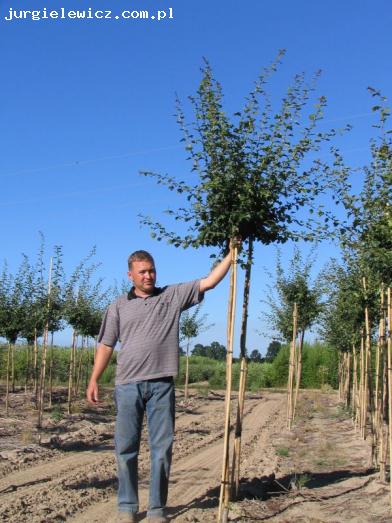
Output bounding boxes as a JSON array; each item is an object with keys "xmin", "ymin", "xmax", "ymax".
[
  {"xmin": 1, "ymin": 389, "xmax": 390, "ymax": 522},
  {"xmin": 0, "ymin": 392, "xmax": 285, "ymax": 522},
  {"xmin": 67, "ymin": 393, "xmax": 285, "ymax": 522}
]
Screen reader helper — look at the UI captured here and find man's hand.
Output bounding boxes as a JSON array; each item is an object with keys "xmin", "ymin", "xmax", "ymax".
[
  {"xmin": 85, "ymin": 343, "xmax": 114, "ymax": 406},
  {"xmin": 200, "ymin": 239, "xmax": 240, "ymax": 292},
  {"xmin": 86, "ymin": 379, "xmax": 100, "ymax": 405},
  {"xmin": 230, "ymin": 236, "xmax": 242, "ymax": 252}
]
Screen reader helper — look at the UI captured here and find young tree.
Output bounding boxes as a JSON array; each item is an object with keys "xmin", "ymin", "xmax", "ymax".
[
  {"xmin": 19, "ymin": 236, "xmax": 48, "ymax": 396},
  {"xmin": 249, "ymin": 349, "xmax": 263, "ymax": 362},
  {"xmin": 341, "ymin": 91, "xmax": 392, "ymax": 289},
  {"xmin": 63, "ymin": 248, "xmax": 111, "ymax": 411},
  {"xmin": 180, "ymin": 304, "xmax": 213, "ymax": 399},
  {"xmin": 264, "ymin": 247, "xmax": 323, "ymax": 425},
  {"xmin": 265, "ymin": 340, "xmax": 282, "ymax": 362}
]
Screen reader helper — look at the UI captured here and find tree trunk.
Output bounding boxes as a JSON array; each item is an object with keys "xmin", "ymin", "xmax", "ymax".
[
  {"xmin": 37, "ymin": 323, "xmax": 49, "ymax": 428},
  {"xmin": 11, "ymin": 344, "xmax": 15, "ymax": 393},
  {"xmin": 48, "ymin": 332, "xmax": 54, "ymax": 409},
  {"xmin": 345, "ymin": 351, "xmax": 352, "ymax": 407},
  {"xmin": 67, "ymin": 331, "xmax": 77, "ymax": 415},
  {"xmin": 33, "ymin": 328, "xmax": 39, "ymax": 402},
  {"xmin": 231, "ymin": 238, "xmax": 253, "ymax": 499},
  {"xmin": 362, "ymin": 278, "xmax": 373, "ymax": 445},
  {"xmin": 5, "ymin": 342, "xmax": 11, "ymax": 416},
  {"xmin": 352, "ymin": 344, "xmax": 359, "ymax": 427},
  {"xmin": 387, "ymin": 288, "xmax": 392, "ymax": 510},
  {"xmin": 287, "ymin": 303, "xmax": 298, "ymax": 430},
  {"xmin": 231, "ymin": 357, "xmax": 248, "ymax": 499},
  {"xmin": 184, "ymin": 340, "xmax": 190, "ymax": 401},
  {"xmin": 218, "ymin": 244, "xmax": 238, "ymax": 523},
  {"xmin": 75, "ymin": 336, "xmax": 85, "ymax": 398},
  {"xmin": 293, "ymin": 328, "xmax": 305, "ymax": 417},
  {"xmin": 24, "ymin": 344, "xmax": 30, "ymax": 393},
  {"xmin": 37, "ymin": 258, "xmax": 53, "ymax": 429}
]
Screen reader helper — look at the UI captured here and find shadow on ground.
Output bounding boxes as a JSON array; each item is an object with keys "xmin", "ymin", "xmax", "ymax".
[{"xmin": 167, "ymin": 467, "xmax": 376, "ymax": 520}]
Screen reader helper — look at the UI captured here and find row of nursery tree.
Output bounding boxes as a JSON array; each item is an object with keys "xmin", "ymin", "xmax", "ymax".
[
  {"xmin": 0, "ymin": 340, "xmax": 339, "ymax": 391},
  {"xmin": 0, "ymin": 240, "xmax": 126, "ymax": 422}
]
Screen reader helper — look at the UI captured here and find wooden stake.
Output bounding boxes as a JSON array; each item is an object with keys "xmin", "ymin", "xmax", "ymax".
[
  {"xmin": 352, "ymin": 344, "xmax": 359, "ymax": 428},
  {"xmin": 380, "ymin": 289, "xmax": 388, "ymax": 482},
  {"xmin": 24, "ymin": 344, "xmax": 30, "ymax": 393},
  {"xmin": 230, "ymin": 239, "xmax": 252, "ymax": 499},
  {"xmin": 287, "ymin": 303, "xmax": 298, "ymax": 430},
  {"xmin": 387, "ymin": 287, "xmax": 392, "ymax": 510},
  {"xmin": 359, "ymin": 329, "xmax": 365, "ymax": 434},
  {"xmin": 11, "ymin": 344, "xmax": 15, "ymax": 393},
  {"xmin": 67, "ymin": 330, "xmax": 77, "ymax": 414},
  {"xmin": 5, "ymin": 342, "xmax": 11, "ymax": 416},
  {"xmin": 75, "ymin": 336, "xmax": 85, "ymax": 397},
  {"xmin": 217, "ymin": 244, "xmax": 238, "ymax": 523},
  {"xmin": 33, "ymin": 328, "xmax": 38, "ymax": 401},
  {"xmin": 231, "ymin": 356, "xmax": 248, "ymax": 499},
  {"xmin": 293, "ymin": 328, "xmax": 305, "ymax": 419},
  {"xmin": 37, "ymin": 257, "xmax": 53, "ymax": 428},
  {"xmin": 184, "ymin": 340, "xmax": 190, "ymax": 401},
  {"xmin": 362, "ymin": 278, "xmax": 373, "ymax": 443},
  {"xmin": 48, "ymin": 332, "xmax": 54, "ymax": 409}
]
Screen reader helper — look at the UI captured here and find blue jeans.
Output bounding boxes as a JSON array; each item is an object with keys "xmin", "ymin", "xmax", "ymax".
[{"xmin": 114, "ymin": 378, "xmax": 175, "ymax": 517}]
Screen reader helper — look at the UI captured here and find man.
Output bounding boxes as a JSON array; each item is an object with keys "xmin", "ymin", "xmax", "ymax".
[{"xmin": 86, "ymin": 244, "xmax": 236, "ymax": 523}]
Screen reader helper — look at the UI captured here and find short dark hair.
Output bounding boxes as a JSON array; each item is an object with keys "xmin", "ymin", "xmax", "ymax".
[{"xmin": 128, "ymin": 250, "xmax": 155, "ymax": 270}]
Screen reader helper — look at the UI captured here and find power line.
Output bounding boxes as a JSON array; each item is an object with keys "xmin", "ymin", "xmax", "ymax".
[
  {"xmin": 0, "ymin": 111, "xmax": 377, "ymax": 179},
  {"xmin": 0, "ymin": 144, "xmax": 183, "ymax": 179}
]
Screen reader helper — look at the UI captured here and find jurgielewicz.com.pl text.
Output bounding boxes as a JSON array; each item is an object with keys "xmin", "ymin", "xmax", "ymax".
[{"xmin": 4, "ymin": 7, "xmax": 174, "ymax": 22}]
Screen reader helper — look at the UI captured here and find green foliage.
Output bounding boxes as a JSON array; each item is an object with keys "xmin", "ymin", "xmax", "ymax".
[
  {"xmin": 177, "ymin": 355, "xmax": 223, "ymax": 385},
  {"xmin": 340, "ymin": 90, "xmax": 392, "ymax": 288},
  {"xmin": 249, "ymin": 349, "xmax": 263, "ymax": 362},
  {"xmin": 320, "ymin": 261, "xmax": 365, "ymax": 352},
  {"xmin": 0, "ymin": 345, "xmax": 117, "ymax": 389},
  {"xmin": 276, "ymin": 447, "xmax": 290, "ymax": 457},
  {"xmin": 264, "ymin": 247, "xmax": 323, "ymax": 342},
  {"xmin": 265, "ymin": 340, "xmax": 282, "ymax": 362},
  {"xmin": 1, "ymin": 342, "xmax": 338, "ymax": 391},
  {"xmin": 63, "ymin": 247, "xmax": 111, "ymax": 338},
  {"xmin": 300, "ymin": 342, "xmax": 339, "ymax": 389},
  {"xmin": 247, "ymin": 361, "xmax": 275, "ymax": 389},
  {"xmin": 0, "ymin": 260, "xmax": 26, "ymax": 344},
  {"xmin": 0, "ymin": 236, "xmax": 117, "ymax": 351},
  {"xmin": 50, "ymin": 404, "xmax": 64, "ymax": 422},
  {"xmin": 268, "ymin": 342, "xmax": 338, "ymax": 389},
  {"xmin": 320, "ymin": 97, "xmax": 392, "ymax": 355},
  {"xmin": 179, "ymin": 304, "xmax": 213, "ymax": 355},
  {"xmin": 140, "ymin": 53, "xmax": 350, "ymax": 260},
  {"xmin": 192, "ymin": 341, "xmax": 226, "ymax": 360}
]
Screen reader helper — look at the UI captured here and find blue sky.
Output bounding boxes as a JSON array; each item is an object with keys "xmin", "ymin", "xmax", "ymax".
[{"xmin": 1, "ymin": 0, "xmax": 391, "ymax": 353}]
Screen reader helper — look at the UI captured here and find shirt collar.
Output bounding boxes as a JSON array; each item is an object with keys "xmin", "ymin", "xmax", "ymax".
[{"xmin": 127, "ymin": 286, "xmax": 163, "ymax": 300}]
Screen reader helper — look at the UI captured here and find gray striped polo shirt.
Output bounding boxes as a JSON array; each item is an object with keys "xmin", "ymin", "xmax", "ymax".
[{"xmin": 98, "ymin": 279, "xmax": 203, "ymax": 385}]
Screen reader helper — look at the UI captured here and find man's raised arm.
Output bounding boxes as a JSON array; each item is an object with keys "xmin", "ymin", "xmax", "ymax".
[
  {"xmin": 86, "ymin": 344, "xmax": 114, "ymax": 405},
  {"xmin": 199, "ymin": 239, "xmax": 240, "ymax": 293}
]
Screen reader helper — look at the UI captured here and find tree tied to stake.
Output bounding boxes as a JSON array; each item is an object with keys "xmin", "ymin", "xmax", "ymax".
[{"xmin": 138, "ymin": 52, "xmax": 351, "ymax": 518}]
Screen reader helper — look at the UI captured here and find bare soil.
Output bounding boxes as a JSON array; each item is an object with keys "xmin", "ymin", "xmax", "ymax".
[{"xmin": 0, "ymin": 386, "xmax": 390, "ymax": 522}]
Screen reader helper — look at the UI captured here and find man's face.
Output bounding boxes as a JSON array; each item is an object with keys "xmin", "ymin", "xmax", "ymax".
[{"xmin": 128, "ymin": 260, "xmax": 156, "ymax": 295}]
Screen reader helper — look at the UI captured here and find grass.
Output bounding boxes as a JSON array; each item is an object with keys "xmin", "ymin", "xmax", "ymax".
[
  {"xmin": 295, "ymin": 473, "xmax": 311, "ymax": 489},
  {"xmin": 276, "ymin": 446, "xmax": 290, "ymax": 457},
  {"xmin": 50, "ymin": 404, "xmax": 64, "ymax": 422},
  {"xmin": 331, "ymin": 404, "xmax": 352, "ymax": 420}
]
